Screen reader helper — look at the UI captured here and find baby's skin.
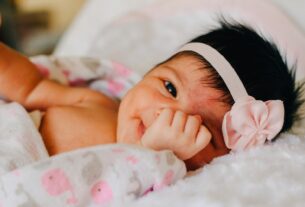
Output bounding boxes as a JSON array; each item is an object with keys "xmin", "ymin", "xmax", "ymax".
[{"xmin": 0, "ymin": 43, "xmax": 229, "ymax": 170}]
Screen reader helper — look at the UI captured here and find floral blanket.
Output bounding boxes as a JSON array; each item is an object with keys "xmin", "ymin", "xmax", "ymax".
[{"xmin": 0, "ymin": 141, "xmax": 186, "ymax": 206}]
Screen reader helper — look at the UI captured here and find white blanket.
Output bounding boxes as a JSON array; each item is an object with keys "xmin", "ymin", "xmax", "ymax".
[
  {"xmin": 124, "ymin": 133, "xmax": 305, "ymax": 207},
  {"xmin": 0, "ymin": 102, "xmax": 49, "ymax": 175}
]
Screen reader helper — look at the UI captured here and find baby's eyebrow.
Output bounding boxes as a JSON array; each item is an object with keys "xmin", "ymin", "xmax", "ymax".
[{"xmin": 161, "ymin": 65, "xmax": 184, "ymax": 88}]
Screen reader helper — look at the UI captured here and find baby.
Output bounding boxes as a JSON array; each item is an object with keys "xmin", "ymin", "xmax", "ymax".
[{"xmin": 0, "ymin": 21, "xmax": 302, "ymax": 170}]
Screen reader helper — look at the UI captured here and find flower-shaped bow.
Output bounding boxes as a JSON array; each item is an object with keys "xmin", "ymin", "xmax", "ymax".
[{"xmin": 222, "ymin": 96, "xmax": 284, "ymax": 152}]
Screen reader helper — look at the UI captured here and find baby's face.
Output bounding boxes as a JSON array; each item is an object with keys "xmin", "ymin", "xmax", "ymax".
[{"xmin": 117, "ymin": 55, "xmax": 230, "ymax": 170}]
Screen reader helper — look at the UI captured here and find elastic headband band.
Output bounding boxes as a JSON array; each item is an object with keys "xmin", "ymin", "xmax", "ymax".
[{"xmin": 177, "ymin": 42, "xmax": 248, "ymax": 101}]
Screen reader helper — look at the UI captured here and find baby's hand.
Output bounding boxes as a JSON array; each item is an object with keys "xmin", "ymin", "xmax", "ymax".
[{"xmin": 141, "ymin": 108, "xmax": 212, "ymax": 160}]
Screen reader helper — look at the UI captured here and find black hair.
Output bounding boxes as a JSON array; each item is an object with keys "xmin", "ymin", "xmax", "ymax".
[{"xmin": 174, "ymin": 21, "xmax": 304, "ymax": 134}]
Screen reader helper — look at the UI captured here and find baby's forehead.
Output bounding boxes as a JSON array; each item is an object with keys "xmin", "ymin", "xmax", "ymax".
[
  {"xmin": 163, "ymin": 52, "xmax": 206, "ymax": 70},
  {"xmin": 158, "ymin": 55, "xmax": 213, "ymax": 87},
  {"xmin": 149, "ymin": 53, "xmax": 208, "ymax": 77}
]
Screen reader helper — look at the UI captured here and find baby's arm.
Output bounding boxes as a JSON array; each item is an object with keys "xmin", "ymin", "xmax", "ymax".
[
  {"xmin": 0, "ymin": 43, "xmax": 42, "ymax": 107},
  {"xmin": 141, "ymin": 108, "xmax": 212, "ymax": 160},
  {"xmin": 0, "ymin": 43, "xmax": 116, "ymax": 110}
]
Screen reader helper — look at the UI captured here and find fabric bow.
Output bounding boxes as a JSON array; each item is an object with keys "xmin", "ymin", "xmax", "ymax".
[{"xmin": 222, "ymin": 96, "xmax": 284, "ymax": 152}]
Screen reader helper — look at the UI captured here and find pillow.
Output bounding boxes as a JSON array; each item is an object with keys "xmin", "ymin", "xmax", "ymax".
[
  {"xmin": 54, "ymin": 0, "xmax": 163, "ymax": 59},
  {"xmin": 55, "ymin": 0, "xmax": 305, "ymax": 81}
]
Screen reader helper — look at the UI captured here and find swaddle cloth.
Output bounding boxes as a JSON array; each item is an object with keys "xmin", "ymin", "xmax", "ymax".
[
  {"xmin": 0, "ymin": 102, "xmax": 49, "ymax": 176},
  {"xmin": 0, "ymin": 144, "xmax": 186, "ymax": 206},
  {"xmin": 30, "ymin": 55, "xmax": 141, "ymax": 100}
]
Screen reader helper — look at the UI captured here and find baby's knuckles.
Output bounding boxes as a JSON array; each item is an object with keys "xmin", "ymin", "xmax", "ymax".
[
  {"xmin": 173, "ymin": 133, "xmax": 199, "ymax": 160},
  {"xmin": 163, "ymin": 115, "xmax": 209, "ymax": 160},
  {"xmin": 142, "ymin": 108, "xmax": 210, "ymax": 160}
]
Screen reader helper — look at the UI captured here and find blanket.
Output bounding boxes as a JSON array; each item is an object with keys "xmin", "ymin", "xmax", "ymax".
[
  {"xmin": 124, "ymin": 133, "xmax": 305, "ymax": 207},
  {"xmin": 0, "ymin": 136, "xmax": 185, "ymax": 206}
]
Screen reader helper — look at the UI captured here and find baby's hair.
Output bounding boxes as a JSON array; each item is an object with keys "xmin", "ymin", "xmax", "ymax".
[{"xmin": 166, "ymin": 21, "xmax": 305, "ymax": 134}]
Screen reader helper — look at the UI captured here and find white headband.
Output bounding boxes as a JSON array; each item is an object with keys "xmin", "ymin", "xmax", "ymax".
[{"xmin": 177, "ymin": 42, "xmax": 248, "ymax": 102}]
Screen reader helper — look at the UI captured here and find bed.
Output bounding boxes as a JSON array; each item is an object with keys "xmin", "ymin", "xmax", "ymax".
[{"xmin": 1, "ymin": 0, "xmax": 305, "ymax": 206}]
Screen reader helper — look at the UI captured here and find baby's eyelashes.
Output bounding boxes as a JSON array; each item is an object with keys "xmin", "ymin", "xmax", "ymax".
[{"xmin": 164, "ymin": 80, "xmax": 177, "ymax": 98}]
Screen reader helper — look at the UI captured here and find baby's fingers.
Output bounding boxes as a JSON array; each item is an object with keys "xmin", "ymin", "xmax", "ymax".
[
  {"xmin": 184, "ymin": 115, "xmax": 201, "ymax": 137},
  {"xmin": 156, "ymin": 108, "xmax": 174, "ymax": 126},
  {"xmin": 194, "ymin": 125, "xmax": 212, "ymax": 151},
  {"xmin": 171, "ymin": 110, "xmax": 187, "ymax": 131}
]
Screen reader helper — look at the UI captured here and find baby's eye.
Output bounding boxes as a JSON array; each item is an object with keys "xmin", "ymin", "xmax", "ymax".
[{"xmin": 164, "ymin": 80, "xmax": 177, "ymax": 98}]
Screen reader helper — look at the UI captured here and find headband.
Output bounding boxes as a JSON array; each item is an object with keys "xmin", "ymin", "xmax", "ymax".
[{"xmin": 178, "ymin": 43, "xmax": 285, "ymax": 151}]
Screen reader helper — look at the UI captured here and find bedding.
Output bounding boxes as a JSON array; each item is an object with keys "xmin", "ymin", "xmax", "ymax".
[
  {"xmin": 124, "ymin": 133, "xmax": 305, "ymax": 207},
  {"xmin": 0, "ymin": 102, "xmax": 48, "ymax": 175},
  {"xmin": 0, "ymin": 140, "xmax": 185, "ymax": 206},
  {"xmin": 55, "ymin": 0, "xmax": 305, "ymax": 81}
]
